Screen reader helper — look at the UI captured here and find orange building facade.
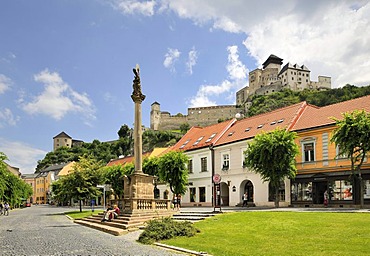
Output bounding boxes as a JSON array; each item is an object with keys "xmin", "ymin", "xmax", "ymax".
[{"xmin": 291, "ymin": 96, "xmax": 370, "ymax": 207}]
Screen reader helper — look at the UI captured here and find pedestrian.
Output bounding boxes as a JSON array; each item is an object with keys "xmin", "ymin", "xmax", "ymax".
[
  {"xmin": 4, "ymin": 202, "xmax": 10, "ymax": 216},
  {"xmin": 0, "ymin": 202, "xmax": 3, "ymax": 215},
  {"xmin": 243, "ymin": 191, "xmax": 248, "ymax": 207},
  {"xmin": 101, "ymin": 204, "xmax": 113, "ymax": 222},
  {"xmin": 177, "ymin": 194, "xmax": 182, "ymax": 209},
  {"xmin": 324, "ymin": 190, "xmax": 329, "ymax": 207},
  {"xmin": 173, "ymin": 194, "xmax": 178, "ymax": 210}
]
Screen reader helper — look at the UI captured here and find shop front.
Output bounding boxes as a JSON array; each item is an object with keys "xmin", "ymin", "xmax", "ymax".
[{"xmin": 291, "ymin": 170, "xmax": 370, "ymax": 207}]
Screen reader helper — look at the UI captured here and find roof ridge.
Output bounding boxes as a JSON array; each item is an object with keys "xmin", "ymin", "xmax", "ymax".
[{"xmin": 320, "ymin": 95, "xmax": 370, "ymax": 109}]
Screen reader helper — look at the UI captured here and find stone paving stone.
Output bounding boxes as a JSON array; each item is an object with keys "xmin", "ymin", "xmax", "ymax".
[{"xmin": 0, "ymin": 205, "xmax": 184, "ymax": 256}]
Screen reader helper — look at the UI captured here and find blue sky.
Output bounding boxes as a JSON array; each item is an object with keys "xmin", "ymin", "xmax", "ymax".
[{"xmin": 1, "ymin": 0, "xmax": 370, "ymax": 173}]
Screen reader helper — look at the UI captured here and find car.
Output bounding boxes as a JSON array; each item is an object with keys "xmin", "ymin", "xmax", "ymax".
[{"xmin": 25, "ymin": 203, "xmax": 31, "ymax": 207}]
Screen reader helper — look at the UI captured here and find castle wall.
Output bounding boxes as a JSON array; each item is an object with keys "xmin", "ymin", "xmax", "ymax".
[{"xmin": 158, "ymin": 113, "xmax": 187, "ymax": 131}]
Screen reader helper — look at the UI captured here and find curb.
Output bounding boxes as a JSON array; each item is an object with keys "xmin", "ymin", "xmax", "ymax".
[{"xmin": 154, "ymin": 242, "xmax": 211, "ymax": 256}]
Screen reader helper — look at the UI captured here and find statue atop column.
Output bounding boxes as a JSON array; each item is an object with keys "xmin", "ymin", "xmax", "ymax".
[{"xmin": 131, "ymin": 64, "xmax": 146, "ymax": 103}]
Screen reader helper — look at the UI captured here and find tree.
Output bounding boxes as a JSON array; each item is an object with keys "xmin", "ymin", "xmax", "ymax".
[
  {"xmin": 331, "ymin": 110, "xmax": 370, "ymax": 208},
  {"xmin": 157, "ymin": 151, "xmax": 189, "ymax": 195},
  {"xmin": 56, "ymin": 155, "xmax": 104, "ymax": 212},
  {"xmin": 179, "ymin": 123, "xmax": 190, "ymax": 134},
  {"xmin": 0, "ymin": 152, "xmax": 33, "ymax": 207},
  {"xmin": 101, "ymin": 163, "xmax": 133, "ymax": 200},
  {"xmin": 244, "ymin": 128, "xmax": 299, "ymax": 207}
]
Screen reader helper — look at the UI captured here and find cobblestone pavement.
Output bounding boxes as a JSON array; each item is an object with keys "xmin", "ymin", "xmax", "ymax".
[{"xmin": 0, "ymin": 205, "xmax": 185, "ymax": 256}]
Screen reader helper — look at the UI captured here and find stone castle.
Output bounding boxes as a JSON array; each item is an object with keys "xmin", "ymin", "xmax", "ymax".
[
  {"xmin": 150, "ymin": 102, "xmax": 243, "ymax": 131},
  {"xmin": 151, "ymin": 54, "xmax": 331, "ymax": 131},
  {"xmin": 236, "ymin": 54, "xmax": 331, "ymax": 106}
]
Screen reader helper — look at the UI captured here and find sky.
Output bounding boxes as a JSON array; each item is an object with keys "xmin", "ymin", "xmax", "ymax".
[{"xmin": 1, "ymin": 0, "xmax": 370, "ymax": 174}]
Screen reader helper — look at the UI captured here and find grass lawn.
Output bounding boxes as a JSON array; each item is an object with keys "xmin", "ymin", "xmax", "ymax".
[
  {"xmin": 163, "ymin": 211, "xmax": 370, "ymax": 256},
  {"xmin": 65, "ymin": 209, "xmax": 103, "ymax": 219}
]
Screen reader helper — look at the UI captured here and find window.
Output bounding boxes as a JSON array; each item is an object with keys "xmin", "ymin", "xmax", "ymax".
[
  {"xmin": 222, "ymin": 154, "xmax": 229, "ymax": 170},
  {"xmin": 330, "ymin": 180, "xmax": 352, "ymax": 200},
  {"xmin": 188, "ymin": 159, "xmax": 193, "ymax": 173},
  {"xmin": 199, "ymin": 187, "xmax": 206, "ymax": 202},
  {"xmin": 201, "ymin": 157, "xmax": 207, "ymax": 172},
  {"xmin": 303, "ymin": 142, "xmax": 315, "ymax": 162},
  {"xmin": 336, "ymin": 145, "xmax": 347, "ymax": 159},
  {"xmin": 179, "ymin": 139, "xmax": 190, "ymax": 149},
  {"xmin": 193, "ymin": 136, "xmax": 204, "ymax": 146},
  {"xmin": 269, "ymin": 181, "xmax": 285, "ymax": 201},
  {"xmin": 189, "ymin": 187, "xmax": 196, "ymax": 202},
  {"xmin": 291, "ymin": 182, "xmax": 312, "ymax": 201}
]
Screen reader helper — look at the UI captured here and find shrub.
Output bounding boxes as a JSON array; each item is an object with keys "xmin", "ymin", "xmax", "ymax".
[{"xmin": 138, "ymin": 217, "xmax": 199, "ymax": 244}]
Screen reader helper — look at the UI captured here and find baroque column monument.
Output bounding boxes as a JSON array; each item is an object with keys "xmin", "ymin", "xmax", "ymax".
[{"xmin": 123, "ymin": 65, "xmax": 171, "ymax": 215}]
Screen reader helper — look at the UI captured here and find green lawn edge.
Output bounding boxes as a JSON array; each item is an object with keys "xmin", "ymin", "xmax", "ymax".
[{"xmin": 163, "ymin": 211, "xmax": 370, "ymax": 256}]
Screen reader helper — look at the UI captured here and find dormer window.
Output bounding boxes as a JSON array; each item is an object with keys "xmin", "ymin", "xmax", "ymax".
[
  {"xmin": 245, "ymin": 127, "xmax": 251, "ymax": 132},
  {"xmin": 278, "ymin": 118, "xmax": 284, "ymax": 123},
  {"xmin": 270, "ymin": 121, "xmax": 276, "ymax": 125},
  {"xmin": 257, "ymin": 124, "xmax": 264, "ymax": 129},
  {"xmin": 228, "ymin": 132, "xmax": 234, "ymax": 136},
  {"xmin": 179, "ymin": 139, "xmax": 190, "ymax": 149},
  {"xmin": 193, "ymin": 136, "xmax": 204, "ymax": 146}
]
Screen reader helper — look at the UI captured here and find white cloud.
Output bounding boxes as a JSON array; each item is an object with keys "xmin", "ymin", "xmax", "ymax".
[
  {"xmin": 188, "ymin": 45, "xmax": 248, "ymax": 107},
  {"xmin": 0, "ymin": 74, "xmax": 12, "ymax": 94},
  {"xmin": 0, "ymin": 108, "xmax": 19, "ymax": 127},
  {"xmin": 186, "ymin": 47, "xmax": 198, "ymax": 75},
  {"xmin": 21, "ymin": 69, "xmax": 96, "ymax": 123},
  {"xmin": 163, "ymin": 48, "xmax": 181, "ymax": 72},
  {"xmin": 110, "ymin": 0, "xmax": 156, "ymax": 16},
  {"xmin": 227, "ymin": 45, "xmax": 247, "ymax": 81},
  {"xmin": 159, "ymin": 0, "xmax": 370, "ymax": 87},
  {"xmin": 0, "ymin": 138, "xmax": 47, "ymax": 174}
]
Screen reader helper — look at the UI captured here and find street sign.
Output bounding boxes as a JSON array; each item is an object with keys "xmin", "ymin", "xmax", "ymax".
[{"xmin": 213, "ymin": 174, "xmax": 221, "ymax": 184}]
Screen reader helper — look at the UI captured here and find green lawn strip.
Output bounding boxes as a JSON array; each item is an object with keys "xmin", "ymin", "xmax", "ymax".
[
  {"xmin": 163, "ymin": 212, "xmax": 370, "ymax": 256},
  {"xmin": 65, "ymin": 210, "xmax": 104, "ymax": 219}
]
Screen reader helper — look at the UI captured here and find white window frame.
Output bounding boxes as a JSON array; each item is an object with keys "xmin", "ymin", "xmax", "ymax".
[{"xmin": 300, "ymin": 137, "xmax": 316, "ymax": 163}]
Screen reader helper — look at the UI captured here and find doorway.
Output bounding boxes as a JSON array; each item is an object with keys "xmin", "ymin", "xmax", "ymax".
[
  {"xmin": 313, "ymin": 181, "xmax": 327, "ymax": 204},
  {"xmin": 243, "ymin": 180, "xmax": 254, "ymax": 203}
]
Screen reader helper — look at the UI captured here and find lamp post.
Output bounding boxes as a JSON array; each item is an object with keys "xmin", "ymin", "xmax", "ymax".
[{"xmin": 97, "ymin": 185, "xmax": 106, "ymax": 211}]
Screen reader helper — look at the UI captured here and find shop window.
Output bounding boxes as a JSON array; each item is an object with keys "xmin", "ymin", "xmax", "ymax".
[
  {"xmin": 303, "ymin": 142, "xmax": 315, "ymax": 162},
  {"xmin": 291, "ymin": 182, "xmax": 312, "ymax": 201},
  {"xmin": 189, "ymin": 187, "xmax": 196, "ymax": 202},
  {"xmin": 201, "ymin": 157, "xmax": 207, "ymax": 172},
  {"xmin": 268, "ymin": 181, "xmax": 286, "ymax": 201},
  {"xmin": 199, "ymin": 187, "xmax": 206, "ymax": 202},
  {"xmin": 364, "ymin": 180, "xmax": 370, "ymax": 199},
  {"xmin": 330, "ymin": 180, "xmax": 352, "ymax": 200}
]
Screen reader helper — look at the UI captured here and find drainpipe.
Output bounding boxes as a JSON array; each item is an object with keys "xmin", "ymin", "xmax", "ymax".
[{"xmin": 209, "ymin": 144, "xmax": 215, "ymax": 207}]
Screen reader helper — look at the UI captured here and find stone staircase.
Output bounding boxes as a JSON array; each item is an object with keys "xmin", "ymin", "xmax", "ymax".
[
  {"xmin": 172, "ymin": 210, "xmax": 219, "ymax": 222},
  {"xmin": 74, "ymin": 211, "xmax": 175, "ymax": 236}
]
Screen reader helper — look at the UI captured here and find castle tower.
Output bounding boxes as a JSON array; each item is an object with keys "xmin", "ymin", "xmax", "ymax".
[
  {"xmin": 150, "ymin": 102, "xmax": 161, "ymax": 130},
  {"xmin": 53, "ymin": 131, "xmax": 72, "ymax": 151}
]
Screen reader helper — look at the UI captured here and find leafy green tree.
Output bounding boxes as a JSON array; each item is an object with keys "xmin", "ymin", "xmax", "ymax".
[
  {"xmin": 244, "ymin": 128, "xmax": 299, "ymax": 207},
  {"xmin": 118, "ymin": 124, "xmax": 132, "ymax": 138},
  {"xmin": 331, "ymin": 110, "xmax": 370, "ymax": 208},
  {"xmin": 0, "ymin": 152, "xmax": 33, "ymax": 207},
  {"xmin": 158, "ymin": 151, "xmax": 189, "ymax": 195},
  {"xmin": 56, "ymin": 155, "xmax": 104, "ymax": 212},
  {"xmin": 143, "ymin": 156, "xmax": 160, "ymax": 177},
  {"xmin": 179, "ymin": 123, "xmax": 190, "ymax": 134}
]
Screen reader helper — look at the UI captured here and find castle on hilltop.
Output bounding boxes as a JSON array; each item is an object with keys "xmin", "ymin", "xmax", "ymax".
[
  {"xmin": 151, "ymin": 54, "xmax": 331, "ymax": 131},
  {"xmin": 236, "ymin": 54, "xmax": 331, "ymax": 106},
  {"xmin": 150, "ymin": 102, "xmax": 243, "ymax": 131}
]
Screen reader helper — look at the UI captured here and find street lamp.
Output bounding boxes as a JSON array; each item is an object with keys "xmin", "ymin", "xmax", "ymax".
[{"xmin": 97, "ymin": 185, "xmax": 106, "ymax": 211}]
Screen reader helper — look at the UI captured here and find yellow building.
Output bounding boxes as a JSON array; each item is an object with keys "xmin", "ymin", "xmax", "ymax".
[{"xmin": 291, "ymin": 96, "xmax": 370, "ymax": 207}]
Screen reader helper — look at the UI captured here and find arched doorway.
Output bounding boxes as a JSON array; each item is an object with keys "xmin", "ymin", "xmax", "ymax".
[
  {"xmin": 241, "ymin": 180, "xmax": 254, "ymax": 203},
  {"xmin": 220, "ymin": 182, "xmax": 229, "ymax": 206}
]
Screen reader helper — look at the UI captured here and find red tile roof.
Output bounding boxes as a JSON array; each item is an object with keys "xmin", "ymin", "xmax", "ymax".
[
  {"xmin": 215, "ymin": 102, "xmax": 308, "ymax": 146},
  {"xmin": 292, "ymin": 95, "xmax": 370, "ymax": 131},
  {"xmin": 106, "ymin": 152, "xmax": 151, "ymax": 167},
  {"xmin": 170, "ymin": 119, "xmax": 236, "ymax": 151}
]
